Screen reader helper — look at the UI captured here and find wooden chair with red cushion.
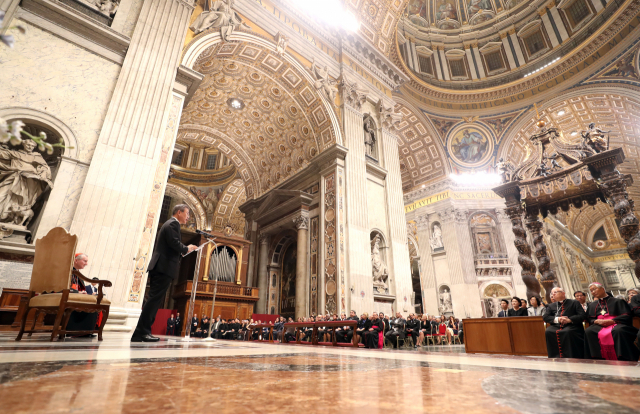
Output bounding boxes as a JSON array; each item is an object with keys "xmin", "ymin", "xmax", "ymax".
[{"xmin": 15, "ymin": 227, "xmax": 112, "ymax": 342}]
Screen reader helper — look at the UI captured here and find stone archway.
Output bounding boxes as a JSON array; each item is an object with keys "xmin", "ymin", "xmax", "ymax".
[{"xmin": 179, "ymin": 31, "xmax": 344, "ymax": 200}]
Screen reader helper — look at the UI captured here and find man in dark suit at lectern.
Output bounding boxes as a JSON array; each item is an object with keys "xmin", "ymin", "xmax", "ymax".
[{"xmin": 131, "ymin": 204, "xmax": 197, "ymax": 342}]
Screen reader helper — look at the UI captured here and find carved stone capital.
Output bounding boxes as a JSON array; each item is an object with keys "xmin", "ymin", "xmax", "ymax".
[
  {"xmin": 259, "ymin": 233, "xmax": 270, "ymax": 245},
  {"xmin": 454, "ymin": 209, "xmax": 469, "ymax": 223},
  {"xmin": 293, "ymin": 213, "xmax": 309, "ymax": 230},
  {"xmin": 339, "ymin": 74, "xmax": 368, "ymax": 111},
  {"xmin": 415, "ymin": 214, "xmax": 430, "ymax": 231},
  {"xmin": 377, "ymin": 99, "xmax": 402, "ymax": 130},
  {"xmin": 438, "ymin": 208, "xmax": 456, "ymax": 224}
]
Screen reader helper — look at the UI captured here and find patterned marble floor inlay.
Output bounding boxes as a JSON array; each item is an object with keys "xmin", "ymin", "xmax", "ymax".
[{"xmin": 1, "ymin": 333, "xmax": 639, "ymax": 413}]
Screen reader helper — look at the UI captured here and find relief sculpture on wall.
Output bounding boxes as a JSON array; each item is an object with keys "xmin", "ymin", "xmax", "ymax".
[
  {"xmin": 371, "ymin": 234, "xmax": 389, "ymax": 293},
  {"xmin": 190, "ymin": 0, "xmax": 251, "ymax": 40},
  {"xmin": 0, "ymin": 139, "xmax": 52, "ymax": 234}
]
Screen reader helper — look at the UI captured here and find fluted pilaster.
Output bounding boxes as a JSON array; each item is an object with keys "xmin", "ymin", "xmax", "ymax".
[
  {"xmin": 415, "ymin": 215, "xmax": 439, "ymax": 315},
  {"xmin": 381, "ymin": 126, "xmax": 413, "ymax": 313},
  {"xmin": 340, "ymin": 80, "xmax": 372, "ymax": 313},
  {"xmin": 70, "ymin": 0, "xmax": 195, "ymax": 313},
  {"xmin": 256, "ymin": 234, "xmax": 270, "ymax": 313}
]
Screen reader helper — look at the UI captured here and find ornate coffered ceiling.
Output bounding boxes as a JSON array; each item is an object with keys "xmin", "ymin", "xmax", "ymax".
[
  {"xmin": 179, "ymin": 40, "xmax": 339, "ymax": 199},
  {"xmin": 345, "ymin": 0, "xmax": 408, "ymax": 56},
  {"xmin": 394, "ymin": 99, "xmax": 448, "ymax": 191},
  {"xmin": 394, "ymin": 0, "xmax": 640, "ymax": 106},
  {"xmin": 212, "ymin": 178, "xmax": 247, "ymax": 236}
]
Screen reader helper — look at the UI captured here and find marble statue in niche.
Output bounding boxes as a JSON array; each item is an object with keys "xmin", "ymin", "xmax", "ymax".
[
  {"xmin": 430, "ymin": 224, "xmax": 444, "ymax": 250},
  {"xmin": 310, "ymin": 59, "xmax": 338, "ymax": 103},
  {"xmin": 371, "ymin": 234, "xmax": 389, "ymax": 293},
  {"xmin": 439, "ymin": 286, "xmax": 453, "ymax": 313},
  {"xmin": 190, "ymin": 0, "xmax": 251, "ymax": 40},
  {"xmin": 363, "ymin": 114, "xmax": 377, "ymax": 159},
  {"xmin": 0, "ymin": 139, "xmax": 52, "ymax": 229}
]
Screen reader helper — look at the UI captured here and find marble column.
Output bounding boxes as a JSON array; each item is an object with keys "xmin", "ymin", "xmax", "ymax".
[
  {"xmin": 246, "ymin": 220, "xmax": 258, "ymax": 287},
  {"xmin": 380, "ymin": 106, "xmax": 413, "ymax": 314},
  {"xmin": 256, "ymin": 234, "xmax": 270, "ymax": 314},
  {"xmin": 293, "ymin": 213, "xmax": 309, "ymax": 319},
  {"xmin": 69, "ymin": 0, "xmax": 194, "ymax": 328},
  {"xmin": 339, "ymin": 75, "xmax": 371, "ymax": 314},
  {"xmin": 496, "ymin": 209, "xmax": 525, "ymax": 298}
]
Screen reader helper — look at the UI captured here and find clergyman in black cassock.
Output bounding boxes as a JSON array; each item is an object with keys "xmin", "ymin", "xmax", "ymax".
[
  {"xmin": 364, "ymin": 314, "xmax": 383, "ymax": 348},
  {"xmin": 543, "ymin": 287, "xmax": 585, "ymax": 358},
  {"xmin": 631, "ymin": 294, "xmax": 640, "ymax": 348},
  {"xmin": 585, "ymin": 283, "xmax": 639, "ymax": 362}
]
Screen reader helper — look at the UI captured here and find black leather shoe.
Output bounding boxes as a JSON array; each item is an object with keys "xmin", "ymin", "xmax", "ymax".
[{"xmin": 131, "ymin": 334, "xmax": 160, "ymax": 342}]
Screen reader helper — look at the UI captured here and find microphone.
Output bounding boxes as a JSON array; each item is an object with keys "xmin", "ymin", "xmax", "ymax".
[{"xmin": 196, "ymin": 229, "xmax": 216, "ymax": 239}]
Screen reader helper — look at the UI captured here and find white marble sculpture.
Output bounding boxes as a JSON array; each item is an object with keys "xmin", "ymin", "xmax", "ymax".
[
  {"xmin": 371, "ymin": 234, "xmax": 389, "ymax": 293},
  {"xmin": 439, "ymin": 288, "xmax": 453, "ymax": 313},
  {"xmin": 0, "ymin": 139, "xmax": 52, "ymax": 228},
  {"xmin": 363, "ymin": 115, "xmax": 377, "ymax": 158},
  {"xmin": 311, "ymin": 59, "xmax": 338, "ymax": 103},
  {"xmin": 190, "ymin": 0, "xmax": 250, "ymax": 40},
  {"xmin": 430, "ymin": 224, "xmax": 444, "ymax": 250},
  {"xmin": 81, "ymin": 0, "xmax": 120, "ymax": 17}
]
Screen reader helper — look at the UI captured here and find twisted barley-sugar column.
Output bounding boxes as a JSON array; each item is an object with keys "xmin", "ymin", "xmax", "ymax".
[
  {"xmin": 600, "ymin": 171, "xmax": 640, "ymax": 283},
  {"xmin": 505, "ymin": 202, "xmax": 541, "ymax": 301},
  {"xmin": 524, "ymin": 208, "xmax": 557, "ymax": 304}
]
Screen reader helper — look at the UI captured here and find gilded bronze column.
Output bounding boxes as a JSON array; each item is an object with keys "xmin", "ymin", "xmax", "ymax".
[{"xmin": 524, "ymin": 207, "xmax": 557, "ymax": 303}]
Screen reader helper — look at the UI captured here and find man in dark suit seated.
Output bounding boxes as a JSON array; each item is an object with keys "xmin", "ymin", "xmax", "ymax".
[
  {"xmin": 131, "ymin": 204, "xmax": 197, "ymax": 342},
  {"xmin": 497, "ymin": 299, "xmax": 510, "ymax": 317},
  {"xmin": 190, "ymin": 314, "xmax": 199, "ymax": 336},
  {"xmin": 543, "ymin": 287, "xmax": 586, "ymax": 358},
  {"xmin": 384, "ymin": 312, "xmax": 406, "ymax": 348}
]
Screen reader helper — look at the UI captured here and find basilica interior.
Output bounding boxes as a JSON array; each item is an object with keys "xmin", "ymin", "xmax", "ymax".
[{"xmin": 1, "ymin": 0, "xmax": 640, "ymax": 412}]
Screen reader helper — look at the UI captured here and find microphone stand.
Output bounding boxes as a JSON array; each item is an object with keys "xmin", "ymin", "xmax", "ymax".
[
  {"xmin": 182, "ymin": 235, "xmax": 216, "ymax": 342},
  {"xmin": 204, "ymin": 240, "xmax": 220, "ymax": 342}
]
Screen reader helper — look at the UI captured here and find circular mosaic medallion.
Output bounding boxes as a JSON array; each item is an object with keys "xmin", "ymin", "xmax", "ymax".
[{"xmin": 446, "ymin": 125, "xmax": 493, "ymax": 167}]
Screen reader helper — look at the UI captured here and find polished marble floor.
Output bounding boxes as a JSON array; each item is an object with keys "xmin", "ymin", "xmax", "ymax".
[{"xmin": 1, "ymin": 333, "xmax": 639, "ymax": 414}]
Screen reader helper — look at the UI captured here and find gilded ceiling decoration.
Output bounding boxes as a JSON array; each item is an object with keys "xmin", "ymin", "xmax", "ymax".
[
  {"xmin": 212, "ymin": 178, "xmax": 246, "ymax": 236},
  {"xmin": 345, "ymin": 0, "xmax": 408, "ymax": 56},
  {"xmin": 180, "ymin": 40, "xmax": 339, "ymax": 198},
  {"xmin": 394, "ymin": 0, "xmax": 640, "ymax": 104},
  {"xmin": 394, "ymin": 101, "xmax": 448, "ymax": 191},
  {"xmin": 501, "ymin": 91, "xmax": 640, "ymax": 201}
]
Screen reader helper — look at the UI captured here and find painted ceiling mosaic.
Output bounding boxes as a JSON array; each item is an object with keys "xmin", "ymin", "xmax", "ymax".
[{"xmin": 180, "ymin": 41, "xmax": 339, "ymax": 199}]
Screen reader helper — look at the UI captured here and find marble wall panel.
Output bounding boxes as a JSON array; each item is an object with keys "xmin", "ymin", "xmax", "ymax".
[{"xmin": 0, "ymin": 18, "xmax": 120, "ymax": 164}]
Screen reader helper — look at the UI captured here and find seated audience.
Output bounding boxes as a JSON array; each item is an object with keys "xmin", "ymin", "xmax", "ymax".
[
  {"xmin": 497, "ymin": 299, "xmax": 510, "ymax": 317},
  {"xmin": 520, "ymin": 298, "xmax": 528, "ymax": 312},
  {"xmin": 415, "ymin": 314, "xmax": 429, "ymax": 347},
  {"xmin": 543, "ymin": 287, "xmax": 585, "ymax": 358},
  {"xmin": 574, "ymin": 291, "xmax": 589, "ymax": 311},
  {"xmin": 508, "ymin": 297, "xmax": 527, "ymax": 316},
  {"xmin": 385, "ymin": 312, "xmax": 406, "ymax": 348},
  {"xmin": 336, "ymin": 310, "xmax": 359, "ymax": 343},
  {"xmin": 527, "ymin": 296, "xmax": 546, "ymax": 316},
  {"xmin": 585, "ymin": 282, "xmax": 639, "ymax": 361},
  {"xmin": 210, "ymin": 317, "xmax": 222, "ymax": 339},
  {"xmin": 626, "ymin": 288, "xmax": 639, "ymax": 303},
  {"xmin": 405, "ymin": 313, "xmax": 420, "ymax": 348},
  {"xmin": 363, "ymin": 312, "xmax": 383, "ymax": 348}
]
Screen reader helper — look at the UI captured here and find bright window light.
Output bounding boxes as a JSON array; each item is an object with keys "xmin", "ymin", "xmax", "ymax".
[
  {"xmin": 290, "ymin": 0, "xmax": 360, "ymax": 32},
  {"xmin": 523, "ymin": 57, "xmax": 560, "ymax": 78},
  {"xmin": 557, "ymin": 110, "xmax": 565, "ymax": 116},
  {"xmin": 449, "ymin": 172, "xmax": 502, "ymax": 186}
]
